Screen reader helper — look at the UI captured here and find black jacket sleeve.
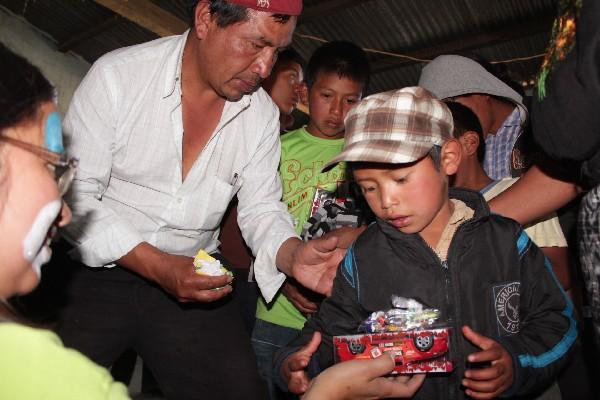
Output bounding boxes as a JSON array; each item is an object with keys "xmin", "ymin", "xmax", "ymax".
[
  {"xmin": 273, "ymin": 248, "xmax": 368, "ymax": 391},
  {"xmin": 531, "ymin": 0, "xmax": 600, "ymax": 181},
  {"xmin": 500, "ymin": 230, "xmax": 577, "ymax": 397}
]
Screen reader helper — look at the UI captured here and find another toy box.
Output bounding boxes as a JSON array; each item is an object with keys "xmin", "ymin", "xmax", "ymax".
[{"xmin": 333, "ymin": 327, "xmax": 453, "ymax": 374}]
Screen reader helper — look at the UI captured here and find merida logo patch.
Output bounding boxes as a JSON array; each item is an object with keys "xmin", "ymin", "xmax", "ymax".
[{"xmin": 493, "ymin": 282, "xmax": 520, "ymax": 335}]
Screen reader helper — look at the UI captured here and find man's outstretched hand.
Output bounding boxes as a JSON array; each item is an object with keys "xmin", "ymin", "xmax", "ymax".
[
  {"xmin": 291, "ymin": 235, "xmax": 342, "ymax": 296},
  {"xmin": 278, "ymin": 227, "xmax": 366, "ymax": 296}
]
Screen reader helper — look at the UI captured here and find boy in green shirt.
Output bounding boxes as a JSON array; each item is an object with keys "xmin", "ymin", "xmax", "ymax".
[{"xmin": 252, "ymin": 41, "xmax": 370, "ymax": 400}]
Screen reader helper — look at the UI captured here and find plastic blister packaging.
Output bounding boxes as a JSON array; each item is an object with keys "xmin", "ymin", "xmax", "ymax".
[{"xmin": 334, "ymin": 296, "xmax": 453, "ymax": 374}]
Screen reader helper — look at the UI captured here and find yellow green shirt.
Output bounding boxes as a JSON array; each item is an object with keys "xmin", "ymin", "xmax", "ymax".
[
  {"xmin": 256, "ymin": 127, "xmax": 348, "ymax": 329},
  {"xmin": 0, "ymin": 322, "xmax": 130, "ymax": 400}
]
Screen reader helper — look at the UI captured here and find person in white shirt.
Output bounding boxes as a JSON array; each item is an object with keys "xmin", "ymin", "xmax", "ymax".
[{"xmin": 55, "ymin": 1, "xmax": 346, "ymax": 399}]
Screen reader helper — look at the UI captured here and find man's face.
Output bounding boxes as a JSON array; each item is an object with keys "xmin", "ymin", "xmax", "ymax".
[
  {"xmin": 353, "ymin": 156, "xmax": 451, "ymax": 240},
  {"xmin": 263, "ymin": 59, "xmax": 303, "ymax": 115},
  {"xmin": 196, "ymin": 8, "xmax": 296, "ymax": 101},
  {"xmin": 306, "ymin": 72, "xmax": 363, "ymax": 140}
]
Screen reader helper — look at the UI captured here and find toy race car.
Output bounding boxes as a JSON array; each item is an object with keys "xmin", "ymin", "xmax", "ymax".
[{"xmin": 333, "ymin": 328, "xmax": 453, "ymax": 374}]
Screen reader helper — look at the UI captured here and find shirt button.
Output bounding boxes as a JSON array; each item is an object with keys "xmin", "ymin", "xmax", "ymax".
[{"xmin": 177, "ymin": 198, "xmax": 183, "ymax": 204}]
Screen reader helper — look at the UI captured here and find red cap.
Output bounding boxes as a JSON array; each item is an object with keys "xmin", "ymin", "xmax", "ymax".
[{"xmin": 227, "ymin": 0, "xmax": 302, "ymax": 16}]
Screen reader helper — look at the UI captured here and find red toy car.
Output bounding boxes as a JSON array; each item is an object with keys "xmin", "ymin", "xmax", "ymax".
[{"xmin": 333, "ymin": 328, "xmax": 453, "ymax": 374}]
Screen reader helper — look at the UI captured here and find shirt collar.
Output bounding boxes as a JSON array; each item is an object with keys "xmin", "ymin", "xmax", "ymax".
[
  {"xmin": 503, "ymin": 106, "xmax": 523, "ymax": 128},
  {"xmin": 446, "ymin": 199, "xmax": 474, "ymax": 226},
  {"xmin": 433, "ymin": 199, "xmax": 474, "ymax": 262},
  {"xmin": 162, "ymin": 29, "xmax": 253, "ymax": 113},
  {"xmin": 163, "ymin": 29, "xmax": 189, "ymax": 99}
]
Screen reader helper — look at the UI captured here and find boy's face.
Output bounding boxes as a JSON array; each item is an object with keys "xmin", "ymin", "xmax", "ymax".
[
  {"xmin": 306, "ymin": 71, "xmax": 363, "ymax": 140},
  {"xmin": 353, "ymin": 144, "xmax": 460, "ymax": 243},
  {"xmin": 262, "ymin": 59, "xmax": 303, "ymax": 116}
]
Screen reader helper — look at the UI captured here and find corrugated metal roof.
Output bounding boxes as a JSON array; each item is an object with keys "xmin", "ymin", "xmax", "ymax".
[
  {"xmin": 0, "ymin": 0, "xmax": 559, "ymax": 94},
  {"xmin": 294, "ymin": 0, "xmax": 556, "ymax": 93}
]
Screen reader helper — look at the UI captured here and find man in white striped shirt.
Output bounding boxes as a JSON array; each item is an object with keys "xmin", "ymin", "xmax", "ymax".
[{"xmin": 54, "ymin": 1, "xmax": 346, "ymax": 398}]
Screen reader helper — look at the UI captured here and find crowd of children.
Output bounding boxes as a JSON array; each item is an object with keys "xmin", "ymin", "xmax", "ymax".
[
  {"xmin": 217, "ymin": 29, "xmax": 590, "ymax": 400},
  {"xmin": 236, "ymin": 34, "xmax": 593, "ymax": 400}
]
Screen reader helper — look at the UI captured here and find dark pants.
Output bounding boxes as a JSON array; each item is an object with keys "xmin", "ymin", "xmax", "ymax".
[{"xmin": 54, "ymin": 254, "xmax": 266, "ymax": 400}]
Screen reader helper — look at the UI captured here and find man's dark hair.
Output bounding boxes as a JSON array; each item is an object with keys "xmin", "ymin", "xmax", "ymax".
[
  {"xmin": 189, "ymin": 0, "xmax": 291, "ymax": 27},
  {"xmin": 445, "ymin": 101, "xmax": 485, "ymax": 163},
  {"xmin": 305, "ymin": 41, "xmax": 370, "ymax": 90},
  {"xmin": 0, "ymin": 43, "xmax": 54, "ymax": 131}
]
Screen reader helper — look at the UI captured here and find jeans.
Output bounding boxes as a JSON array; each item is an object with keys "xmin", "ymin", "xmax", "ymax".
[{"xmin": 251, "ymin": 319, "xmax": 300, "ymax": 400}]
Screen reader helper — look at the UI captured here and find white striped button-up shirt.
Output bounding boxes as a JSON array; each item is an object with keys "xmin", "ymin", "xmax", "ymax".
[{"xmin": 62, "ymin": 31, "xmax": 297, "ymax": 302}]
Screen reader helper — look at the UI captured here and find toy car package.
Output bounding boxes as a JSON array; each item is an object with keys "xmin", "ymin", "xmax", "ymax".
[
  {"xmin": 333, "ymin": 296, "xmax": 453, "ymax": 374},
  {"xmin": 300, "ymin": 186, "xmax": 365, "ymax": 241}
]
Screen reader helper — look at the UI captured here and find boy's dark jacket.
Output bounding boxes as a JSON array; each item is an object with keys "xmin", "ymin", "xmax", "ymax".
[{"xmin": 274, "ymin": 188, "xmax": 577, "ymax": 399}]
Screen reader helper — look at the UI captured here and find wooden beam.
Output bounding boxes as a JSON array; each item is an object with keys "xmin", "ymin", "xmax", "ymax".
[
  {"xmin": 93, "ymin": 0, "xmax": 187, "ymax": 37},
  {"xmin": 299, "ymin": 0, "xmax": 377, "ymax": 25},
  {"xmin": 371, "ymin": 13, "xmax": 555, "ymax": 74},
  {"xmin": 58, "ymin": 15, "xmax": 121, "ymax": 52}
]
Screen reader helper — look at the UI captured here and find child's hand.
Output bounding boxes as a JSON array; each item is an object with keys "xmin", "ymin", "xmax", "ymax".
[
  {"xmin": 461, "ymin": 325, "xmax": 513, "ymax": 399},
  {"xmin": 282, "ymin": 332, "xmax": 321, "ymax": 394}
]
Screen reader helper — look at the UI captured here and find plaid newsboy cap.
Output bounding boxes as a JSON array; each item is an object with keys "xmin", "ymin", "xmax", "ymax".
[{"xmin": 322, "ymin": 86, "xmax": 454, "ymax": 170}]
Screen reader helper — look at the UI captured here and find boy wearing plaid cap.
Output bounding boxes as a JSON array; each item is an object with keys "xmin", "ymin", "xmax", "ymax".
[{"xmin": 274, "ymin": 87, "xmax": 576, "ymax": 399}]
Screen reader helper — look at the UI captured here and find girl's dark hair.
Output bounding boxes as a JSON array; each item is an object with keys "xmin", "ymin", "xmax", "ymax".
[
  {"xmin": 0, "ymin": 43, "xmax": 54, "ymax": 131},
  {"xmin": 277, "ymin": 48, "xmax": 304, "ymax": 69},
  {"xmin": 305, "ymin": 41, "xmax": 371, "ymax": 90},
  {"xmin": 189, "ymin": 0, "xmax": 290, "ymax": 27},
  {"xmin": 445, "ymin": 101, "xmax": 485, "ymax": 163}
]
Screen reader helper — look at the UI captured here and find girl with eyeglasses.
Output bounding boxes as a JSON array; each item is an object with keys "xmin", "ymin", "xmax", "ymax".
[{"xmin": 0, "ymin": 43, "xmax": 129, "ymax": 399}]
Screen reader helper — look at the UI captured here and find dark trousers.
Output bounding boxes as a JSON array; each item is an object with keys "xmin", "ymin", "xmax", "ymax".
[{"xmin": 54, "ymin": 255, "xmax": 266, "ymax": 400}]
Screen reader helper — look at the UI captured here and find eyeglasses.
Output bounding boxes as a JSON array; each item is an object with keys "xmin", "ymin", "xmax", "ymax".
[{"xmin": 0, "ymin": 135, "xmax": 78, "ymax": 196}]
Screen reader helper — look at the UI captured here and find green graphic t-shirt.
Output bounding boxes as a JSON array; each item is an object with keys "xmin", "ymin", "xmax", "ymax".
[{"xmin": 256, "ymin": 127, "xmax": 348, "ymax": 329}]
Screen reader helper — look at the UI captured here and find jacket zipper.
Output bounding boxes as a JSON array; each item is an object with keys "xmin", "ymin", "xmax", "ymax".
[
  {"xmin": 445, "ymin": 222, "xmax": 474, "ymax": 400},
  {"xmin": 422, "ymin": 242, "xmax": 457, "ymax": 400},
  {"xmin": 441, "ymin": 258, "xmax": 458, "ymax": 400}
]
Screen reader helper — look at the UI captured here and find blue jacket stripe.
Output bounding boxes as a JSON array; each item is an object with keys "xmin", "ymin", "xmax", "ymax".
[
  {"xmin": 516, "ymin": 230, "xmax": 530, "ymax": 256},
  {"xmin": 342, "ymin": 245, "xmax": 356, "ymax": 289},
  {"xmin": 518, "ymin": 258, "xmax": 577, "ymax": 368}
]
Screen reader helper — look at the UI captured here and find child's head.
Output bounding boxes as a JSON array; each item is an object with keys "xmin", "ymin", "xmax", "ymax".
[
  {"xmin": 0, "ymin": 43, "xmax": 73, "ymax": 297},
  {"xmin": 446, "ymin": 101, "xmax": 485, "ymax": 163},
  {"xmin": 323, "ymin": 87, "xmax": 461, "ymax": 241},
  {"xmin": 304, "ymin": 41, "xmax": 370, "ymax": 140},
  {"xmin": 262, "ymin": 49, "xmax": 304, "ymax": 117}
]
